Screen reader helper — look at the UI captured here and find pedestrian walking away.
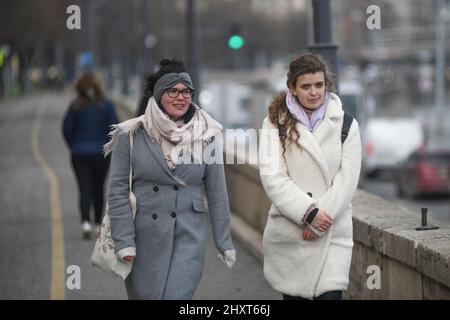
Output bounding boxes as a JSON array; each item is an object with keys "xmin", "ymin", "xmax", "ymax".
[
  {"xmin": 62, "ymin": 72, "xmax": 119, "ymax": 239},
  {"xmin": 258, "ymin": 52, "xmax": 362, "ymax": 300},
  {"xmin": 103, "ymin": 59, "xmax": 236, "ymax": 300}
]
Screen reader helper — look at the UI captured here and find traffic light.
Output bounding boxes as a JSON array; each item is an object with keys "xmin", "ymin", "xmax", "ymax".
[{"xmin": 227, "ymin": 24, "xmax": 244, "ymax": 50}]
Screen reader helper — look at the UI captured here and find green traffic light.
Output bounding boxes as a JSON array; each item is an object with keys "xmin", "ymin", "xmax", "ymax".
[{"xmin": 228, "ymin": 35, "xmax": 244, "ymax": 50}]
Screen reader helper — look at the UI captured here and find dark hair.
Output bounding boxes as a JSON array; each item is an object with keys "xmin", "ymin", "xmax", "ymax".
[
  {"xmin": 73, "ymin": 72, "xmax": 105, "ymax": 111},
  {"xmin": 143, "ymin": 59, "xmax": 187, "ymax": 98},
  {"xmin": 136, "ymin": 59, "xmax": 188, "ymax": 116},
  {"xmin": 268, "ymin": 52, "xmax": 333, "ymax": 158}
]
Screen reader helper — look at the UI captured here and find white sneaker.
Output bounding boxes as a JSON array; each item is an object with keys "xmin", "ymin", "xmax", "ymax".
[{"xmin": 82, "ymin": 221, "xmax": 92, "ymax": 239}]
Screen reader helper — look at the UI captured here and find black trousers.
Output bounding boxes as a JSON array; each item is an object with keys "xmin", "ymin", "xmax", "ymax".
[
  {"xmin": 71, "ymin": 154, "xmax": 110, "ymax": 224},
  {"xmin": 283, "ymin": 291, "xmax": 343, "ymax": 300}
]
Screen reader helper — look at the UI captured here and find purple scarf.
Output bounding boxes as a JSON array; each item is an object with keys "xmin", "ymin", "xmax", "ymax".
[{"xmin": 285, "ymin": 91, "xmax": 330, "ymax": 132}]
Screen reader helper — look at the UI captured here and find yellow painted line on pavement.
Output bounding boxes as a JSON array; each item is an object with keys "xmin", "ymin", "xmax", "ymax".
[{"xmin": 31, "ymin": 104, "xmax": 65, "ymax": 300}]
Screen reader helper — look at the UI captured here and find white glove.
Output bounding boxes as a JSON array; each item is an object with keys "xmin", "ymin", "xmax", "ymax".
[
  {"xmin": 217, "ymin": 249, "xmax": 236, "ymax": 269},
  {"xmin": 116, "ymin": 247, "xmax": 136, "ymax": 263}
]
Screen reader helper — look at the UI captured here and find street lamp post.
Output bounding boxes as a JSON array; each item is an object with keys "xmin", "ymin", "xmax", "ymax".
[
  {"xmin": 435, "ymin": 0, "xmax": 446, "ymax": 146},
  {"xmin": 121, "ymin": 0, "xmax": 131, "ymax": 96},
  {"xmin": 186, "ymin": 0, "xmax": 200, "ymax": 104},
  {"xmin": 138, "ymin": 0, "xmax": 152, "ymax": 75},
  {"xmin": 308, "ymin": 0, "xmax": 339, "ymax": 91},
  {"xmin": 435, "ymin": 0, "xmax": 446, "ymax": 113}
]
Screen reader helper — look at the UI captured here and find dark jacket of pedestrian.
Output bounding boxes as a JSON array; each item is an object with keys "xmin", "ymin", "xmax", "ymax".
[{"xmin": 63, "ymin": 99, "xmax": 118, "ymax": 154}]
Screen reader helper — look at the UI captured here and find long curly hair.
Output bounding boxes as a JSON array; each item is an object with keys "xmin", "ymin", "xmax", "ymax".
[{"xmin": 268, "ymin": 52, "xmax": 334, "ymax": 157}]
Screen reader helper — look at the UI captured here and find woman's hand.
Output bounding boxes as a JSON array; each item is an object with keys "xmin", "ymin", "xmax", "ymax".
[
  {"xmin": 303, "ymin": 225, "xmax": 319, "ymax": 241},
  {"xmin": 310, "ymin": 209, "xmax": 333, "ymax": 232},
  {"xmin": 218, "ymin": 249, "xmax": 236, "ymax": 269},
  {"xmin": 123, "ymin": 256, "xmax": 135, "ymax": 262}
]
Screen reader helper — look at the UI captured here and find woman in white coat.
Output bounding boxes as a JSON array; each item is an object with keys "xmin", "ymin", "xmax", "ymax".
[{"xmin": 259, "ymin": 53, "xmax": 361, "ymax": 300}]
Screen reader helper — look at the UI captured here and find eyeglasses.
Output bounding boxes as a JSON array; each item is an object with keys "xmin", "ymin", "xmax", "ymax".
[{"xmin": 166, "ymin": 88, "xmax": 193, "ymax": 99}]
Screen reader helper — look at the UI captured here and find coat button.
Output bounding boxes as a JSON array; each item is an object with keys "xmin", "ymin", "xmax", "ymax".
[
  {"xmin": 307, "ymin": 192, "xmax": 312, "ymax": 197},
  {"xmin": 152, "ymin": 214, "xmax": 158, "ymax": 220},
  {"xmin": 153, "ymin": 186, "xmax": 159, "ymax": 192},
  {"xmin": 173, "ymin": 185, "xmax": 179, "ymax": 191},
  {"xmin": 171, "ymin": 212, "xmax": 176, "ymax": 218}
]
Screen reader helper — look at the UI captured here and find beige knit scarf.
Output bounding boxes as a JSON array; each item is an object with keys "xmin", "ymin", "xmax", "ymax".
[{"xmin": 104, "ymin": 97, "xmax": 222, "ymax": 170}]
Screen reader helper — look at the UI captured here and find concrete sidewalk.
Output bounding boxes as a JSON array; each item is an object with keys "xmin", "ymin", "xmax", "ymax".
[{"xmin": 194, "ymin": 217, "xmax": 279, "ymax": 300}]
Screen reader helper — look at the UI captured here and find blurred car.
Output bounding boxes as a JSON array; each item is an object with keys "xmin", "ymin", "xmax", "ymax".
[
  {"xmin": 363, "ymin": 118, "xmax": 425, "ymax": 177},
  {"xmin": 397, "ymin": 150, "xmax": 450, "ymax": 198}
]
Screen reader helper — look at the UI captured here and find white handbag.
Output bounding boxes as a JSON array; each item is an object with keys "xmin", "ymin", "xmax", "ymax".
[{"xmin": 91, "ymin": 134, "xmax": 136, "ymax": 280}]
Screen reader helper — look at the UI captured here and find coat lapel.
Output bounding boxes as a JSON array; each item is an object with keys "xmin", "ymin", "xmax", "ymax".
[
  {"xmin": 140, "ymin": 129, "xmax": 177, "ymax": 179},
  {"xmin": 172, "ymin": 142, "xmax": 207, "ymax": 178},
  {"xmin": 297, "ymin": 124, "xmax": 331, "ymax": 184},
  {"xmin": 172, "ymin": 159, "xmax": 191, "ymax": 177},
  {"xmin": 296, "ymin": 94, "xmax": 344, "ymax": 185},
  {"xmin": 313, "ymin": 117, "xmax": 334, "ymax": 146},
  {"xmin": 314, "ymin": 95, "xmax": 343, "ymax": 144}
]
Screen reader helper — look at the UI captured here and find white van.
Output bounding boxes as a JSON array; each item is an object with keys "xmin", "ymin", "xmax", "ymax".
[{"xmin": 363, "ymin": 118, "xmax": 425, "ymax": 176}]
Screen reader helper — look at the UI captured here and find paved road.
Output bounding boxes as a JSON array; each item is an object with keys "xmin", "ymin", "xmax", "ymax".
[
  {"xmin": 0, "ymin": 92, "xmax": 279, "ymax": 300},
  {"xmin": 363, "ymin": 176, "xmax": 450, "ymax": 226}
]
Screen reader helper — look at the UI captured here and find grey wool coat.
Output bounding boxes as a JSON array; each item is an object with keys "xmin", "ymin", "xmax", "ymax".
[{"xmin": 107, "ymin": 127, "xmax": 234, "ymax": 300}]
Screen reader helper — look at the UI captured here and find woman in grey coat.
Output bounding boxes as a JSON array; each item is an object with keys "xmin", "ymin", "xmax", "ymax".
[{"xmin": 104, "ymin": 59, "xmax": 236, "ymax": 299}]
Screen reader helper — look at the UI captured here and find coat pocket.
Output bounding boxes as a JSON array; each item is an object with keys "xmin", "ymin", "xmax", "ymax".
[{"xmin": 192, "ymin": 199, "xmax": 205, "ymax": 213}]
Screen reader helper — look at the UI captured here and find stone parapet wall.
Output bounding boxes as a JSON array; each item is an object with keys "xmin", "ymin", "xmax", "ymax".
[{"xmin": 224, "ymin": 161, "xmax": 450, "ymax": 299}]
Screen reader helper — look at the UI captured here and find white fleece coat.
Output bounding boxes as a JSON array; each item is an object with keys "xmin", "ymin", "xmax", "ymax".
[{"xmin": 259, "ymin": 93, "xmax": 361, "ymax": 299}]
